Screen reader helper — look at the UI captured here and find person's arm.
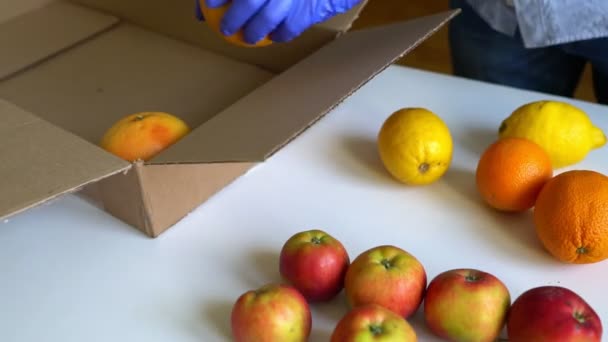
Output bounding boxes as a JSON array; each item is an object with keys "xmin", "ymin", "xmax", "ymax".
[{"xmin": 198, "ymin": 0, "xmax": 363, "ymax": 44}]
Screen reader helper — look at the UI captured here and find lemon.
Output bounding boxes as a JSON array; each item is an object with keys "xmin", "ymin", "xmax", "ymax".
[
  {"xmin": 377, "ymin": 107, "xmax": 453, "ymax": 185},
  {"xmin": 498, "ymin": 100, "xmax": 606, "ymax": 168}
]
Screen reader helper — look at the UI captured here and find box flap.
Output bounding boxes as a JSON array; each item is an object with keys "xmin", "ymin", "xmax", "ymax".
[
  {"xmin": 140, "ymin": 162, "xmax": 256, "ymax": 237},
  {"xmin": 87, "ymin": 161, "xmax": 256, "ymax": 237},
  {"xmin": 0, "ymin": 99, "xmax": 131, "ymax": 221},
  {"xmin": 89, "ymin": 163, "xmax": 149, "ymax": 233},
  {"xmin": 0, "ymin": 1, "xmax": 119, "ymax": 81},
  {"xmin": 0, "ymin": 0, "xmax": 53, "ymax": 23},
  {"xmin": 152, "ymin": 10, "xmax": 460, "ymax": 164}
]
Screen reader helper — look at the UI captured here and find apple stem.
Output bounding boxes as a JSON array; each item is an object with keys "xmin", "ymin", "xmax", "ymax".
[
  {"xmin": 311, "ymin": 236, "xmax": 322, "ymax": 245},
  {"xmin": 573, "ymin": 311, "xmax": 587, "ymax": 324},
  {"xmin": 465, "ymin": 274, "xmax": 480, "ymax": 282},
  {"xmin": 380, "ymin": 259, "xmax": 392, "ymax": 270},
  {"xmin": 369, "ymin": 324, "xmax": 383, "ymax": 336}
]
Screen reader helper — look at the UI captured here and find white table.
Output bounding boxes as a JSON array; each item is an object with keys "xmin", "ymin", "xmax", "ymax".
[{"xmin": 1, "ymin": 65, "xmax": 607, "ymax": 342}]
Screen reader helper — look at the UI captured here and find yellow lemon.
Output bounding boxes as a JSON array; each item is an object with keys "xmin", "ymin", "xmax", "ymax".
[
  {"xmin": 498, "ymin": 100, "xmax": 606, "ymax": 168},
  {"xmin": 377, "ymin": 107, "xmax": 453, "ymax": 185}
]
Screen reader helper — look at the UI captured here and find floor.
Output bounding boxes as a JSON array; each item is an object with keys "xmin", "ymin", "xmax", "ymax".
[{"xmin": 351, "ymin": 0, "xmax": 597, "ymax": 103}]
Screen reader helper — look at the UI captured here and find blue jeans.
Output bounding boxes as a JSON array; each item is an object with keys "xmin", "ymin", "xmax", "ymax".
[{"xmin": 448, "ymin": 0, "xmax": 608, "ymax": 104}]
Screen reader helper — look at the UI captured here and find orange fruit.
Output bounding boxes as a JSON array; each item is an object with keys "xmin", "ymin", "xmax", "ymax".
[
  {"xmin": 198, "ymin": 0, "xmax": 273, "ymax": 48},
  {"xmin": 100, "ymin": 112, "xmax": 190, "ymax": 162},
  {"xmin": 475, "ymin": 137, "xmax": 553, "ymax": 212},
  {"xmin": 534, "ymin": 170, "xmax": 608, "ymax": 264}
]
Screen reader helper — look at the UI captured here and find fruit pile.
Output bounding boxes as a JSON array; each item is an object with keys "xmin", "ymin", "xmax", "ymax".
[
  {"xmin": 473, "ymin": 102, "xmax": 608, "ymax": 265},
  {"xmin": 100, "ymin": 98, "xmax": 606, "ymax": 340},
  {"xmin": 378, "ymin": 100, "xmax": 608, "ymax": 265},
  {"xmin": 478, "ymin": 101, "xmax": 608, "ymax": 265},
  {"xmin": 230, "ymin": 229, "xmax": 603, "ymax": 342},
  {"xmin": 232, "ymin": 99, "xmax": 607, "ymax": 341}
]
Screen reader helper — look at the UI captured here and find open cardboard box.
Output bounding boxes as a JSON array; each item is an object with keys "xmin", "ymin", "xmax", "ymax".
[{"xmin": 0, "ymin": 0, "xmax": 459, "ymax": 237}]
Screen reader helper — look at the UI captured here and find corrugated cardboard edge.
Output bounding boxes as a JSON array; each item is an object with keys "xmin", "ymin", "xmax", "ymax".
[{"xmin": 0, "ymin": 166, "xmax": 131, "ymax": 222}]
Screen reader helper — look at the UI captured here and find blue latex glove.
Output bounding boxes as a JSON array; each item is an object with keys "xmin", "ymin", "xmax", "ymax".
[{"xmin": 199, "ymin": 0, "xmax": 363, "ymax": 44}]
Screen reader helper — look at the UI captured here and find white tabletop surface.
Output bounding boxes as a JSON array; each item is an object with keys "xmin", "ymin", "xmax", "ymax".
[{"xmin": 2, "ymin": 65, "xmax": 608, "ymax": 342}]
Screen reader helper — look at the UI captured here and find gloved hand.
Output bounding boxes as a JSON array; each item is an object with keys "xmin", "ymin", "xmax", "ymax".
[{"xmin": 198, "ymin": 0, "xmax": 363, "ymax": 44}]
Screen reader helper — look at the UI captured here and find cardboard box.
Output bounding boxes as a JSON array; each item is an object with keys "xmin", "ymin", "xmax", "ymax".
[{"xmin": 0, "ymin": 0, "xmax": 458, "ymax": 237}]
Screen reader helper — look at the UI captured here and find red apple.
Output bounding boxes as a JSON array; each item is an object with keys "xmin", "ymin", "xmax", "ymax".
[
  {"xmin": 231, "ymin": 283, "xmax": 312, "ymax": 342},
  {"xmin": 423, "ymin": 268, "xmax": 511, "ymax": 342},
  {"xmin": 330, "ymin": 304, "xmax": 418, "ymax": 341},
  {"xmin": 507, "ymin": 286, "xmax": 602, "ymax": 342},
  {"xmin": 344, "ymin": 245, "xmax": 427, "ymax": 318},
  {"xmin": 279, "ymin": 229, "xmax": 350, "ymax": 302}
]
